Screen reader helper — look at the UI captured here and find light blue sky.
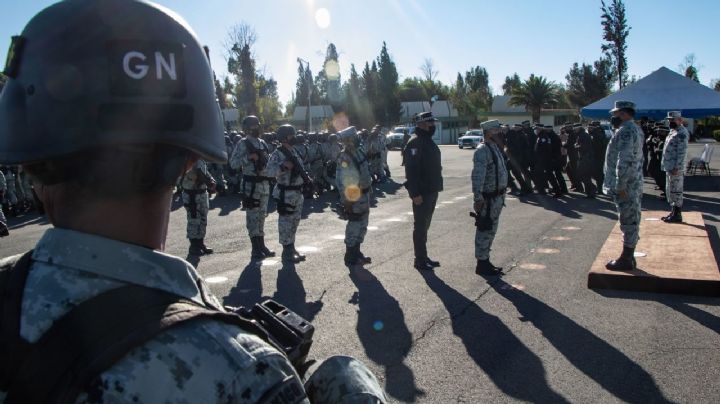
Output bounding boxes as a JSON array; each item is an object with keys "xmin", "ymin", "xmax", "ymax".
[{"xmin": 3, "ymin": 0, "xmax": 719, "ymax": 106}]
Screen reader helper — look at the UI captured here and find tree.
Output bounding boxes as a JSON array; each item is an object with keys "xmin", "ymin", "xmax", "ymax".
[
  {"xmin": 565, "ymin": 57, "xmax": 614, "ymax": 109},
  {"xmin": 601, "ymin": 0, "xmax": 631, "ymax": 88},
  {"xmin": 225, "ymin": 23, "xmax": 259, "ymax": 116},
  {"xmin": 451, "ymin": 66, "xmax": 492, "ymax": 126},
  {"xmin": 376, "ymin": 42, "xmax": 401, "ymax": 125},
  {"xmin": 345, "ymin": 64, "xmax": 364, "ymax": 126},
  {"xmin": 502, "ymin": 73, "xmax": 522, "ymax": 95},
  {"xmin": 420, "ymin": 58, "xmax": 438, "ymax": 82},
  {"xmin": 0, "ymin": 74, "xmax": 7, "ymax": 94},
  {"xmin": 316, "ymin": 43, "xmax": 342, "ymax": 108},
  {"xmin": 509, "ymin": 74, "xmax": 560, "ymax": 123},
  {"xmin": 399, "ymin": 77, "xmax": 429, "ymax": 102},
  {"xmin": 679, "ymin": 53, "xmax": 701, "ymax": 82},
  {"xmin": 712, "ymin": 79, "xmax": 720, "ymax": 92}
]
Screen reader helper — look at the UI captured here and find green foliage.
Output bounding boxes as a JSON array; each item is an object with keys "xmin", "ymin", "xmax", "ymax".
[
  {"xmin": 375, "ymin": 42, "xmax": 402, "ymax": 126},
  {"xmin": 713, "ymin": 130, "xmax": 720, "ymax": 142},
  {"xmin": 0, "ymin": 73, "xmax": 7, "ymax": 93},
  {"xmin": 451, "ymin": 66, "xmax": 492, "ymax": 126},
  {"xmin": 713, "ymin": 79, "xmax": 720, "ymax": 92},
  {"xmin": 684, "ymin": 66, "xmax": 699, "ymax": 82},
  {"xmin": 502, "ymin": 73, "xmax": 521, "ymax": 96},
  {"xmin": 565, "ymin": 57, "xmax": 614, "ymax": 108},
  {"xmin": 509, "ymin": 74, "xmax": 560, "ymax": 123},
  {"xmin": 601, "ymin": 0, "xmax": 631, "ymax": 88}
]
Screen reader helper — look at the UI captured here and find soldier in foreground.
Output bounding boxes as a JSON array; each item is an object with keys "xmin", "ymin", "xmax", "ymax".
[
  {"xmin": 0, "ymin": 1, "xmax": 386, "ymax": 402},
  {"xmin": 0, "ymin": 169, "xmax": 8, "ymax": 236},
  {"xmin": 603, "ymin": 101, "xmax": 644, "ymax": 271},
  {"xmin": 230, "ymin": 115, "xmax": 276, "ymax": 259},
  {"xmin": 335, "ymin": 127, "xmax": 373, "ymax": 268},
  {"xmin": 660, "ymin": 111, "xmax": 689, "ymax": 223},
  {"xmin": 267, "ymin": 125, "xmax": 310, "ymax": 264},
  {"xmin": 471, "ymin": 120, "xmax": 509, "ymax": 275}
]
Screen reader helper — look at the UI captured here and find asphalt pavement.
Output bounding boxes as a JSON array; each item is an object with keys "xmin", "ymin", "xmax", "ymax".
[{"xmin": 2, "ymin": 144, "xmax": 719, "ymax": 403}]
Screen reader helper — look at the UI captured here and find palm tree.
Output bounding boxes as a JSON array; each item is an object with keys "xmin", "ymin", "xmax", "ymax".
[{"xmin": 509, "ymin": 75, "xmax": 559, "ymax": 123}]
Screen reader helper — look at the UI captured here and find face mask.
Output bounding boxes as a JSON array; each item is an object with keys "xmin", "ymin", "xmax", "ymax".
[
  {"xmin": 610, "ymin": 116, "xmax": 622, "ymax": 128},
  {"xmin": 669, "ymin": 122, "xmax": 678, "ymax": 129}
]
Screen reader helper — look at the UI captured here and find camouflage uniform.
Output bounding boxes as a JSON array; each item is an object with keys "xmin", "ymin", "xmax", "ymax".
[
  {"xmin": 322, "ymin": 141, "xmax": 342, "ymax": 189},
  {"xmin": 267, "ymin": 146, "xmax": 305, "ymax": 246},
  {"xmin": 471, "ymin": 142, "xmax": 508, "ymax": 260},
  {"xmin": 181, "ymin": 160, "xmax": 214, "ymax": 240},
  {"xmin": 2, "ymin": 167, "xmax": 17, "ymax": 206},
  {"xmin": 0, "ymin": 228, "xmax": 387, "ymax": 403},
  {"xmin": 207, "ymin": 162, "xmax": 227, "ymax": 194},
  {"xmin": 336, "ymin": 148, "xmax": 372, "ymax": 247},
  {"xmin": 230, "ymin": 136, "xmax": 272, "ymax": 237},
  {"xmin": 0, "ymin": 170, "xmax": 7, "ymax": 226},
  {"xmin": 603, "ymin": 120, "xmax": 644, "ymax": 248},
  {"xmin": 661, "ymin": 125, "xmax": 689, "ymax": 208},
  {"xmin": 367, "ymin": 135, "xmax": 385, "ymax": 180},
  {"xmin": 307, "ymin": 140, "xmax": 324, "ymax": 184}
]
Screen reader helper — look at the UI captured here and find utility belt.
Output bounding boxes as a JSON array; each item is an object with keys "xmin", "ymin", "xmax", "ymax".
[
  {"xmin": 182, "ymin": 189, "xmax": 207, "ymax": 196},
  {"xmin": 481, "ymin": 190, "xmax": 505, "ymax": 198},
  {"xmin": 243, "ymin": 175, "xmax": 273, "ymax": 183},
  {"xmin": 182, "ymin": 189, "xmax": 206, "ymax": 219},
  {"xmin": 276, "ymin": 184, "xmax": 303, "ymax": 216}
]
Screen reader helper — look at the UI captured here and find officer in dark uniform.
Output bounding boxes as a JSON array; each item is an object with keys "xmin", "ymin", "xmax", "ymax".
[
  {"xmin": 575, "ymin": 124, "xmax": 596, "ymax": 198},
  {"xmin": 546, "ymin": 125, "xmax": 568, "ymax": 197},
  {"xmin": 403, "ymin": 112, "xmax": 443, "ymax": 271},
  {"xmin": 589, "ymin": 121, "xmax": 608, "ymax": 194}
]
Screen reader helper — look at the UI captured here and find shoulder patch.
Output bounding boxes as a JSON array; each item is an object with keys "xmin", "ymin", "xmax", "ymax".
[{"xmin": 409, "ymin": 148, "xmax": 418, "ymax": 156}]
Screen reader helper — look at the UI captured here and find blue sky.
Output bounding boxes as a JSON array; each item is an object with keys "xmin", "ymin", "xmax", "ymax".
[{"xmin": 3, "ymin": 0, "xmax": 719, "ymax": 106}]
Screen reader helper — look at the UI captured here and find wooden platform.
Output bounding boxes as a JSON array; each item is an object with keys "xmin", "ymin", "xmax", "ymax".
[{"xmin": 588, "ymin": 211, "xmax": 720, "ymax": 296}]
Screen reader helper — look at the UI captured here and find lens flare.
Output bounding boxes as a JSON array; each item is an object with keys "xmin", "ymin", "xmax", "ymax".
[
  {"xmin": 344, "ymin": 184, "xmax": 361, "ymax": 202},
  {"xmin": 373, "ymin": 321, "xmax": 384, "ymax": 331},
  {"xmin": 315, "ymin": 8, "xmax": 331, "ymax": 29}
]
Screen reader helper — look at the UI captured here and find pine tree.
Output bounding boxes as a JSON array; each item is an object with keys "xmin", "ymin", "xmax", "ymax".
[{"xmin": 376, "ymin": 42, "xmax": 401, "ymax": 126}]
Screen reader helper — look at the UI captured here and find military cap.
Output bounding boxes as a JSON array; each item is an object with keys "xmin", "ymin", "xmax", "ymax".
[
  {"xmin": 610, "ymin": 100, "xmax": 636, "ymax": 113},
  {"xmin": 667, "ymin": 111, "xmax": 682, "ymax": 119},
  {"xmin": 480, "ymin": 120, "xmax": 501, "ymax": 131},
  {"xmin": 589, "ymin": 121, "xmax": 601, "ymax": 126},
  {"xmin": 521, "ymin": 120, "xmax": 531, "ymax": 126},
  {"xmin": 337, "ymin": 126, "xmax": 358, "ymax": 141},
  {"xmin": 414, "ymin": 111, "xmax": 439, "ymax": 124}
]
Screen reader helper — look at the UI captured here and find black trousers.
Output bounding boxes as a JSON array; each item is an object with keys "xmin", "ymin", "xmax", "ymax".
[{"xmin": 412, "ymin": 192, "xmax": 438, "ymax": 260}]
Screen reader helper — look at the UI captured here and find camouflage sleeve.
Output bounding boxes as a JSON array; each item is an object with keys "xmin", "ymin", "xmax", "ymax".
[
  {"xmin": 335, "ymin": 154, "xmax": 348, "ymax": 194},
  {"xmin": 614, "ymin": 127, "xmax": 637, "ymax": 191},
  {"xmin": 0, "ymin": 171, "xmax": 6, "ymax": 191},
  {"xmin": 265, "ymin": 150, "xmax": 284, "ymax": 178},
  {"xmin": 198, "ymin": 160, "xmax": 215, "ymax": 184},
  {"xmin": 471, "ymin": 145, "xmax": 488, "ymax": 201},
  {"xmin": 305, "ymin": 356, "xmax": 387, "ymax": 404},
  {"xmin": 229, "ymin": 140, "xmax": 248, "ymax": 170}
]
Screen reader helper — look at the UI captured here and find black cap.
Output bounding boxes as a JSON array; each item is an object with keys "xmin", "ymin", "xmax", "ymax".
[{"xmin": 414, "ymin": 111, "xmax": 438, "ymax": 124}]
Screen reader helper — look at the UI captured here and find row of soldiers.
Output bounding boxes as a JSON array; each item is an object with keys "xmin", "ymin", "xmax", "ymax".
[
  {"xmin": 0, "ymin": 165, "xmax": 44, "ymax": 237},
  {"xmin": 179, "ymin": 115, "xmax": 392, "ymax": 267},
  {"xmin": 500, "ymin": 121, "xmax": 609, "ymax": 198}
]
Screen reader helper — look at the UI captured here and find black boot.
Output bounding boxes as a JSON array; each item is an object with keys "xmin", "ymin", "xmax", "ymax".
[
  {"xmin": 282, "ymin": 244, "xmax": 301, "ymax": 264},
  {"xmin": 357, "ymin": 246, "xmax": 372, "ymax": 264},
  {"xmin": 345, "ymin": 245, "xmax": 363, "ymax": 267},
  {"xmin": 664, "ymin": 206, "xmax": 683, "ymax": 223},
  {"xmin": 475, "ymin": 259, "xmax": 500, "ymax": 276},
  {"xmin": 258, "ymin": 236, "xmax": 276, "ymax": 257},
  {"xmin": 291, "ymin": 244, "xmax": 306, "ymax": 262},
  {"xmin": 414, "ymin": 258, "xmax": 434, "ymax": 271},
  {"xmin": 605, "ymin": 246, "xmax": 636, "ymax": 271},
  {"xmin": 200, "ymin": 239, "xmax": 213, "ymax": 254},
  {"xmin": 188, "ymin": 239, "xmax": 203, "ymax": 256},
  {"xmin": 250, "ymin": 237, "xmax": 264, "ymax": 260},
  {"xmin": 661, "ymin": 207, "xmax": 676, "ymax": 222},
  {"xmin": 0, "ymin": 222, "xmax": 8, "ymax": 237}
]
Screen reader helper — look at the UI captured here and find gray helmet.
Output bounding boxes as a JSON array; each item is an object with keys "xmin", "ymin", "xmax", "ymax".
[
  {"xmin": 337, "ymin": 126, "xmax": 358, "ymax": 143},
  {"xmin": 242, "ymin": 115, "xmax": 261, "ymax": 134},
  {"xmin": 276, "ymin": 124, "xmax": 296, "ymax": 143},
  {"xmin": 0, "ymin": 0, "xmax": 226, "ymax": 164}
]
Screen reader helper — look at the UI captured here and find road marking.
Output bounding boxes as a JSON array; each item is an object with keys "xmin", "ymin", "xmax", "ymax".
[
  {"xmin": 330, "ymin": 234, "xmax": 345, "ymax": 240},
  {"xmin": 385, "ymin": 217, "xmax": 404, "ymax": 222},
  {"xmin": 205, "ymin": 276, "xmax": 228, "ymax": 284},
  {"xmin": 367, "ymin": 226, "xmax": 379, "ymax": 231},
  {"xmin": 441, "ymin": 201, "xmax": 454, "ymax": 204},
  {"xmin": 406, "ymin": 211, "xmax": 414, "ymax": 215},
  {"xmin": 550, "ymin": 236, "xmax": 570, "ymax": 241},
  {"xmin": 561, "ymin": 226, "xmax": 582, "ymax": 231},
  {"xmin": 645, "ymin": 218, "xmax": 661, "ymax": 221},
  {"xmin": 634, "ymin": 252, "xmax": 647, "ymax": 257},
  {"xmin": 519, "ymin": 263, "xmax": 546, "ymax": 270},
  {"xmin": 534, "ymin": 248, "xmax": 560, "ymax": 254},
  {"xmin": 506, "ymin": 196, "xmax": 518, "ymax": 201},
  {"xmin": 296, "ymin": 246, "xmax": 319, "ymax": 253},
  {"xmin": 454, "ymin": 196, "xmax": 468, "ymax": 200},
  {"xmin": 262, "ymin": 259, "xmax": 280, "ymax": 266}
]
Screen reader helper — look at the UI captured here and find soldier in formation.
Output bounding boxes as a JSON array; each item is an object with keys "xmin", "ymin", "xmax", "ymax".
[
  {"xmin": 472, "ymin": 120, "xmax": 509, "ymax": 275},
  {"xmin": 0, "ymin": 169, "xmax": 8, "ymax": 236},
  {"xmin": 661, "ymin": 111, "xmax": 690, "ymax": 223},
  {"xmin": 229, "ymin": 115, "xmax": 276, "ymax": 259},
  {"xmin": 335, "ymin": 127, "xmax": 373, "ymax": 268},
  {"xmin": 603, "ymin": 101, "xmax": 644, "ymax": 271},
  {"xmin": 181, "ymin": 159, "xmax": 216, "ymax": 256}
]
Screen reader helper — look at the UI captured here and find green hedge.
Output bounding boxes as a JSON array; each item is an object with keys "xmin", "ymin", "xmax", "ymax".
[{"xmin": 714, "ymin": 130, "xmax": 720, "ymax": 141}]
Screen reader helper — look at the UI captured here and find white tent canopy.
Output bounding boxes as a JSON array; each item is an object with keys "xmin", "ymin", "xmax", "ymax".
[{"xmin": 581, "ymin": 67, "xmax": 720, "ymax": 119}]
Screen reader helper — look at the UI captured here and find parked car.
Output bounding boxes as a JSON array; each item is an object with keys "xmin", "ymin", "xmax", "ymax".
[
  {"xmin": 458, "ymin": 129, "xmax": 484, "ymax": 149},
  {"xmin": 387, "ymin": 126, "xmax": 414, "ymax": 150}
]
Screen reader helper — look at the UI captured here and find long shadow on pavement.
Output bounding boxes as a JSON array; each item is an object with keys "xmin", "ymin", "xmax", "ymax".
[
  {"xmin": 519, "ymin": 193, "xmax": 618, "ymax": 221},
  {"xmin": 273, "ymin": 262, "xmax": 324, "ymax": 322},
  {"xmin": 349, "ymin": 267, "xmax": 424, "ymax": 402},
  {"xmin": 490, "ymin": 278, "xmax": 674, "ymax": 404},
  {"xmin": 223, "ymin": 261, "xmax": 262, "ymax": 308},
  {"xmin": 420, "ymin": 270, "xmax": 569, "ymax": 403}
]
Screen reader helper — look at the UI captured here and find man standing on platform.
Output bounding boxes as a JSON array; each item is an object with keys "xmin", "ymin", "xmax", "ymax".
[
  {"xmin": 603, "ymin": 101, "xmax": 644, "ymax": 271},
  {"xmin": 661, "ymin": 111, "xmax": 689, "ymax": 223}
]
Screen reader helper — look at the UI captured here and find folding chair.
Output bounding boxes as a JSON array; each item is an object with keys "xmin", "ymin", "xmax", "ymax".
[{"xmin": 686, "ymin": 144, "xmax": 709, "ymax": 175}]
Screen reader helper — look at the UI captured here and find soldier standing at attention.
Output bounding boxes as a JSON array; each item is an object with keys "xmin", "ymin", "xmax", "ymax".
[
  {"xmin": 322, "ymin": 133, "xmax": 342, "ymax": 191},
  {"xmin": 575, "ymin": 124, "xmax": 597, "ymax": 198},
  {"xmin": 604, "ymin": 101, "xmax": 644, "ymax": 271},
  {"xmin": 0, "ymin": 169, "xmax": 8, "ymax": 236},
  {"xmin": 472, "ymin": 120, "xmax": 509, "ymax": 275},
  {"xmin": 404, "ymin": 112, "xmax": 443, "ymax": 271},
  {"xmin": 0, "ymin": 1, "xmax": 387, "ymax": 402},
  {"xmin": 335, "ymin": 127, "xmax": 373, "ymax": 268},
  {"xmin": 267, "ymin": 125, "xmax": 308, "ymax": 264},
  {"xmin": 661, "ymin": 111, "xmax": 689, "ymax": 223},
  {"xmin": 230, "ymin": 115, "xmax": 275, "ymax": 260},
  {"xmin": 181, "ymin": 159, "xmax": 216, "ymax": 256}
]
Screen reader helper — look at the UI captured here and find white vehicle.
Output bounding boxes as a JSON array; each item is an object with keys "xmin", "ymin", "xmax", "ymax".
[
  {"xmin": 387, "ymin": 126, "xmax": 414, "ymax": 150},
  {"xmin": 599, "ymin": 122, "xmax": 614, "ymax": 139},
  {"xmin": 458, "ymin": 129, "xmax": 484, "ymax": 149}
]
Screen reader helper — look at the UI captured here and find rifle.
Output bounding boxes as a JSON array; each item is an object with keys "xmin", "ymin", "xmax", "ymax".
[
  {"xmin": 278, "ymin": 146, "xmax": 314, "ymax": 197},
  {"xmin": 243, "ymin": 137, "xmax": 268, "ymax": 173}
]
